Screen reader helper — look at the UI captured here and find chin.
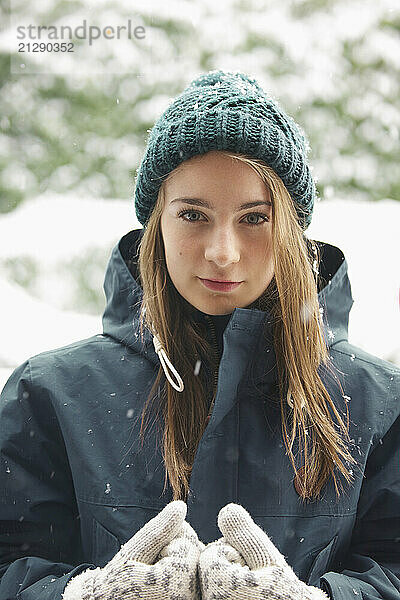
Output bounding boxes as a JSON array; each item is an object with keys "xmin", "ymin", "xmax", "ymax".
[
  {"xmin": 200, "ymin": 299, "xmax": 238, "ymax": 315},
  {"xmin": 205, "ymin": 308, "xmax": 233, "ymax": 316}
]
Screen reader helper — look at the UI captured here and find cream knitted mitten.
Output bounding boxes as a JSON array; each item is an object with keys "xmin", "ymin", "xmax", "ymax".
[
  {"xmin": 199, "ymin": 503, "xmax": 329, "ymax": 600},
  {"xmin": 62, "ymin": 500, "xmax": 203, "ymax": 600}
]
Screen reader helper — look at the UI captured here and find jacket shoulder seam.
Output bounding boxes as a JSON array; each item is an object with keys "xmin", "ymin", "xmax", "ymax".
[
  {"xmin": 330, "ymin": 347, "xmax": 399, "ymax": 438},
  {"xmin": 28, "ymin": 335, "xmax": 117, "ymax": 362},
  {"xmin": 329, "ymin": 346, "xmax": 399, "ymax": 373}
]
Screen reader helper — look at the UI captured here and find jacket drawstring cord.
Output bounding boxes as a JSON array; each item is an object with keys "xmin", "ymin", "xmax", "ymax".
[{"xmin": 152, "ymin": 334, "xmax": 185, "ymax": 392}]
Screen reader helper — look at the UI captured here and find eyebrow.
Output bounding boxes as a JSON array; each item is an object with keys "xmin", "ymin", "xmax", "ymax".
[{"xmin": 170, "ymin": 198, "xmax": 272, "ymax": 211}]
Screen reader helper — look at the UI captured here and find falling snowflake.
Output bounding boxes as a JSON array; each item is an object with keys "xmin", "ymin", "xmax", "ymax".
[{"xmin": 300, "ymin": 301, "xmax": 313, "ymax": 324}]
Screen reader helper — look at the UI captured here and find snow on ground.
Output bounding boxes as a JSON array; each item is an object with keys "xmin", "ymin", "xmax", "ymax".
[
  {"xmin": 0, "ymin": 193, "xmax": 138, "ymax": 263},
  {"xmin": 0, "ymin": 195, "xmax": 399, "ymax": 392},
  {"xmin": 0, "ymin": 275, "xmax": 100, "ymax": 367}
]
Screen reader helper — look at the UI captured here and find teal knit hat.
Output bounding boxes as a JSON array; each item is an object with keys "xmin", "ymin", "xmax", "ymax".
[{"xmin": 134, "ymin": 69, "xmax": 316, "ymax": 230}]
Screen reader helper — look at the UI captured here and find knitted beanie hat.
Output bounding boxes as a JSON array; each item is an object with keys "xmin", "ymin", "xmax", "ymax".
[{"xmin": 134, "ymin": 69, "xmax": 316, "ymax": 230}]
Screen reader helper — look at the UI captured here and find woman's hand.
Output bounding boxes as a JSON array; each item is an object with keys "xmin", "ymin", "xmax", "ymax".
[
  {"xmin": 199, "ymin": 503, "xmax": 329, "ymax": 600},
  {"xmin": 62, "ymin": 500, "xmax": 203, "ymax": 600}
]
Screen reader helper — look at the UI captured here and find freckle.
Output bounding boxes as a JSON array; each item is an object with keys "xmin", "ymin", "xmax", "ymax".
[{"xmin": 179, "ymin": 252, "xmax": 182, "ymax": 256}]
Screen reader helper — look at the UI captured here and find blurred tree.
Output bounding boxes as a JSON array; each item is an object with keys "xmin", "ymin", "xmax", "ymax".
[{"xmin": 0, "ymin": 0, "xmax": 399, "ymax": 213}]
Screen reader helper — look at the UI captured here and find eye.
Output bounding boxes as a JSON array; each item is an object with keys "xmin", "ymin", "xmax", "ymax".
[
  {"xmin": 177, "ymin": 209, "xmax": 204, "ymax": 223},
  {"xmin": 244, "ymin": 213, "xmax": 269, "ymax": 226},
  {"xmin": 177, "ymin": 209, "xmax": 269, "ymax": 226}
]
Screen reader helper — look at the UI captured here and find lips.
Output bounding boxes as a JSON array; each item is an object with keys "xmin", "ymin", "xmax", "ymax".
[
  {"xmin": 198, "ymin": 278, "xmax": 243, "ymax": 292},
  {"xmin": 205, "ymin": 278, "xmax": 241, "ymax": 283}
]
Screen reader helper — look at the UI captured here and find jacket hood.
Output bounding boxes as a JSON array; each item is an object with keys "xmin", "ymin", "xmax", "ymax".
[{"xmin": 102, "ymin": 228, "xmax": 354, "ymax": 369}]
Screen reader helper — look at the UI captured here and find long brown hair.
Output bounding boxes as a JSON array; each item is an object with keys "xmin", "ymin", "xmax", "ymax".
[{"xmin": 137, "ymin": 151, "xmax": 357, "ymax": 502}]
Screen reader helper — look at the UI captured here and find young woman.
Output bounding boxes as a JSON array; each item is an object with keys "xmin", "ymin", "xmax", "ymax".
[{"xmin": 0, "ymin": 70, "xmax": 399, "ymax": 600}]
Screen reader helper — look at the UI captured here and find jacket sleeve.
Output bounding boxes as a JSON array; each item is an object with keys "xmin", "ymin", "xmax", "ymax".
[
  {"xmin": 320, "ymin": 393, "xmax": 400, "ymax": 600},
  {"xmin": 0, "ymin": 361, "xmax": 95, "ymax": 600}
]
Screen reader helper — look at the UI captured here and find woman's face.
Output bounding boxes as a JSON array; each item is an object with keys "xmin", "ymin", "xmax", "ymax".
[{"xmin": 160, "ymin": 151, "xmax": 274, "ymax": 315}]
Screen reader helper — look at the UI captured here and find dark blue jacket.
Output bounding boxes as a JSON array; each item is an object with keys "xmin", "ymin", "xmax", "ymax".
[{"xmin": 1, "ymin": 228, "xmax": 399, "ymax": 599}]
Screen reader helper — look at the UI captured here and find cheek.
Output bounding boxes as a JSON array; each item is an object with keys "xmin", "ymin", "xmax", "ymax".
[
  {"xmin": 161, "ymin": 218, "xmax": 182, "ymax": 259},
  {"xmin": 253, "ymin": 236, "xmax": 273, "ymax": 260},
  {"xmin": 256, "ymin": 241, "xmax": 274, "ymax": 279},
  {"xmin": 163, "ymin": 230, "xmax": 193, "ymax": 268},
  {"xmin": 172, "ymin": 235, "xmax": 197, "ymax": 259}
]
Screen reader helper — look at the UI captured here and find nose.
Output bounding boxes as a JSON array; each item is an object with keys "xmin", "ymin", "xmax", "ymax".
[{"xmin": 204, "ymin": 227, "xmax": 240, "ymax": 268}]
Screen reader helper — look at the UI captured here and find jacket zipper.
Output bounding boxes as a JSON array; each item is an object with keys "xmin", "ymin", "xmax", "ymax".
[{"xmin": 204, "ymin": 315, "xmax": 220, "ymax": 425}]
